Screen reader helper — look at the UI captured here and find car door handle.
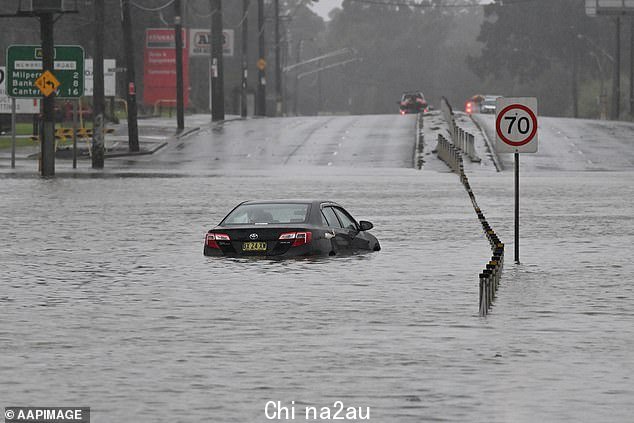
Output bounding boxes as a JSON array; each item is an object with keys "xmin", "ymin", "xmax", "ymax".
[{"xmin": 325, "ymin": 231, "xmax": 335, "ymax": 239}]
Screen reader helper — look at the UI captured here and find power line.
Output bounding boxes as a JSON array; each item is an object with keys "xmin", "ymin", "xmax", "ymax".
[
  {"xmin": 347, "ymin": 0, "xmax": 539, "ymax": 7},
  {"xmin": 131, "ymin": 0, "xmax": 175, "ymax": 12}
]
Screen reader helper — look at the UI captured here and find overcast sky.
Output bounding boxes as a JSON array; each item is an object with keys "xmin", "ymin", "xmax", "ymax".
[{"xmin": 309, "ymin": 0, "xmax": 343, "ymax": 20}]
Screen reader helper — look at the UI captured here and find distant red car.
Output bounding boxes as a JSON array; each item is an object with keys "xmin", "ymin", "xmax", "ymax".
[
  {"xmin": 465, "ymin": 94, "xmax": 484, "ymax": 114},
  {"xmin": 399, "ymin": 92, "xmax": 428, "ymax": 115}
]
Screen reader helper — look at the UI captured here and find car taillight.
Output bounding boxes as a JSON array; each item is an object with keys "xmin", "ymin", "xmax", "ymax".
[
  {"xmin": 279, "ymin": 231, "xmax": 312, "ymax": 247},
  {"xmin": 466, "ymin": 101, "xmax": 473, "ymax": 114},
  {"xmin": 205, "ymin": 232, "xmax": 230, "ymax": 249},
  {"xmin": 400, "ymin": 110, "xmax": 406, "ymax": 115}
]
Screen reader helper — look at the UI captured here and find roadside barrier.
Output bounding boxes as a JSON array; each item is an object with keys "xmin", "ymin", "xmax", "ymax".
[
  {"xmin": 436, "ymin": 132, "xmax": 504, "ymax": 316},
  {"xmin": 415, "ymin": 112, "xmax": 424, "ymax": 169},
  {"xmin": 440, "ymin": 97, "xmax": 480, "ymax": 163},
  {"xmin": 30, "ymin": 127, "xmax": 115, "ymax": 155}
]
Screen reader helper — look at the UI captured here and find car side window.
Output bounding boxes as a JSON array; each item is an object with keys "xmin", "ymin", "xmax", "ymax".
[
  {"xmin": 321, "ymin": 207, "xmax": 342, "ymax": 228},
  {"xmin": 333, "ymin": 207, "xmax": 358, "ymax": 231}
]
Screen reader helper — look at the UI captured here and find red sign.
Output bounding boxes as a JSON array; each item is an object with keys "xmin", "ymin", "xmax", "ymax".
[{"xmin": 143, "ymin": 28, "xmax": 189, "ymax": 107}]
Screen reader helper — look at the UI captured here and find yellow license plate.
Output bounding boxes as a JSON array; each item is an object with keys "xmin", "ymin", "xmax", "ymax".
[{"xmin": 242, "ymin": 242, "xmax": 267, "ymax": 252}]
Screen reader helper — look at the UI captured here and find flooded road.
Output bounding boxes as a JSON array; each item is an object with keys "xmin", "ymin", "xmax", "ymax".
[{"xmin": 1, "ymin": 114, "xmax": 633, "ymax": 422}]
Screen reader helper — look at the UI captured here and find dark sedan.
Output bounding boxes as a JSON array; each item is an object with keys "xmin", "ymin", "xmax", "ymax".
[{"xmin": 203, "ymin": 200, "xmax": 381, "ymax": 257}]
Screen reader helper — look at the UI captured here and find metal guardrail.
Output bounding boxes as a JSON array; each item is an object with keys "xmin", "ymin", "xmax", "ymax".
[
  {"xmin": 436, "ymin": 133, "xmax": 504, "ymax": 316},
  {"xmin": 440, "ymin": 97, "xmax": 480, "ymax": 163},
  {"xmin": 414, "ymin": 112, "xmax": 424, "ymax": 169}
]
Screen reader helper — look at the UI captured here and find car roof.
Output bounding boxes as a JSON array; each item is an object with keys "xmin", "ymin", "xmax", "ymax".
[{"xmin": 241, "ymin": 199, "xmax": 341, "ymax": 207}]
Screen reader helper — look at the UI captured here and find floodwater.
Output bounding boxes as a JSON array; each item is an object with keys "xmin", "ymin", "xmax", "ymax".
[
  {"xmin": 1, "ymin": 166, "xmax": 632, "ymax": 423},
  {"xmin": 1, "ymin": 111, "xmax": 633, "ymax": 422}
]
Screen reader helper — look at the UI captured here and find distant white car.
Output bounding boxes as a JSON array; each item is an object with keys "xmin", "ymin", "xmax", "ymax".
[{"xmin": 480, "ymin": 95, "xmax": 502, "ymax": 114}]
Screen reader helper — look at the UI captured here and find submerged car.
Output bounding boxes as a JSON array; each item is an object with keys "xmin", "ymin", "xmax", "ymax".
[
  {"xmin": 398, "ymin": 92, "xmax": 428, "ymax": 115},
  {"xmin": 203, "ymin": 200, "xmax": 381, "ymax": 257}
]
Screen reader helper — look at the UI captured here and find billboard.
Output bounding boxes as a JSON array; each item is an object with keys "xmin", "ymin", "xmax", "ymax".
[
  {"xmin": 189, "ymin": 28, "xmax": 234, "ymax": 57},
  {"xmin": 143, "ymin": 28, "xmax": 189, "ymax": 107}
]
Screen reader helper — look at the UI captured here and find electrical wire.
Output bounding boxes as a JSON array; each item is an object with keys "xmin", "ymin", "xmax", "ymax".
[
  {"xmin": 131, "ymin": 0, "xmax": 175, "ymax": 12},
  {"xmin": 347, "ymin": 0, "xmax": 540, "ymax": 7}
]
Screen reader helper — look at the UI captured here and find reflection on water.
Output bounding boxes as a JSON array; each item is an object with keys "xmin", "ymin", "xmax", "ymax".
[{"xmin": 0, "ymin": 169, "xmax": 633, "ymax": 422}]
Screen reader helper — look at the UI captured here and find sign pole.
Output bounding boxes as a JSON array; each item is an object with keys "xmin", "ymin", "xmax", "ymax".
[
  {"xmin": 11, "ymin": 98, "xmax": 16, "ymax": 169},
  {"xmin": 495, "ymin": 97, "xmax": 538, "ymax": 265},
  {"xmin": 72, "ymin": 99, "xmax": 78, "ymax": 169},
  {"xmin": 515, "ymin": 152, "xmax": 520, "ymax": 264},
  {"xmin": 40, "ymin": 12, "xmax": 56, "ymax": 177}
]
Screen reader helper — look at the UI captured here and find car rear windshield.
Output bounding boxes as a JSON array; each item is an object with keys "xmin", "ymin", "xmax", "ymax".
[{"xmin": 221, "ymin": 203, "xmax": 310, "ymax": 225}]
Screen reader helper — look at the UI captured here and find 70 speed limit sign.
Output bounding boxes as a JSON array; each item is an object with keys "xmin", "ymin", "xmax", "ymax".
[{"xmin": 495, "ymin": 97, "xmax": 538, "ymax": 153}]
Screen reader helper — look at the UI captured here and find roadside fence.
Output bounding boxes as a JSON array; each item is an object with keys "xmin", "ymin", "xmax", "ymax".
[
  {"xmin": 436, "ymin": 132, "xmax": 504, "ymax": 316},
  {"xmin": 440, "ymin": 97, "xmax": 480, "ymax": 163},
  {"xmin": 415, "ymin": 112, "xmax": 424, "ymax": 169}
]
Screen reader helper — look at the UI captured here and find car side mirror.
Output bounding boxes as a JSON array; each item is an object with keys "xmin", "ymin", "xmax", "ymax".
[{"xmin": 359, "ymin": 220, "xmax": 373, "ymax": 231}]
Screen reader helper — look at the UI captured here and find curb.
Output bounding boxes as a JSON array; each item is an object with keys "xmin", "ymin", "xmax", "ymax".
[
  {"xmin": 177, "ymin": 126, "xmax": 200, "ymax": 139},
  {"xmin": 104, "ymin": 141, "xmax": 168, "ymax": 158}
]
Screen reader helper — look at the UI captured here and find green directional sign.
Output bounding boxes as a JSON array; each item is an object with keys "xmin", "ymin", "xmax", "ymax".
[{"xmin": 6, "ymin": 45, "xmax": 84, "ymax": 98}]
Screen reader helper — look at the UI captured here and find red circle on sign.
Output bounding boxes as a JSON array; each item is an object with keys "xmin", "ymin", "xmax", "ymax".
[{"xmin": 496, "ymin": 104, "xmax": 537, "ymax": 147}]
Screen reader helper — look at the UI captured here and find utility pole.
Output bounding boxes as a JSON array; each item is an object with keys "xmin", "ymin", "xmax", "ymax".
[
  {"xmin": 241, "ymin": 0, "xmax": 249, "ymax": 118},
  {"xmin": 93, "ymin": 0, "xmax": 105, "ymax": 168},
  {"xmin": 40, "ymin": 12, "xmax": 55, "ymax": 177},
  {"xmin": 613, "ymin": 16, "xmax": 621, "ymax": 120},
  {"xmin": 257, "ymin": 0, "xmax": 266, "ymax": 116},
  {"xmin": 121, "ymin": 0, "xmax": 140, "ymax": 151},
  {"xmin": 210, "ymin": 0, "xmax": 225, "ymax": 121},
  {"xmin": 630, "ymin": 18, "xmax": 634, "ymax": 119},
  {"xmin": 274, "ymin": 0, "xmax": 281, "ymax": 116},
  {"xmin": 174, "ymin": 0, "xmax": 185, "ymax": 131},
  {"xmin": 294, "ymin": 39, "xmax": 303, "ymax": 115},
  {"xmin": 572, "ymin": 40, "xmax": 578, "ymax": 118}
]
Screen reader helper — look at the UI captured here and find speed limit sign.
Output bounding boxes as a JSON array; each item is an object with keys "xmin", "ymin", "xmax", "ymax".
[{"xmin": 495, "ymin": 97, "xmax": 538, "ymax": 153}]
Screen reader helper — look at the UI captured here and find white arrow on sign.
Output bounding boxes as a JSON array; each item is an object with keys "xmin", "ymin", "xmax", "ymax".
[{"xmin": 495, "ymin": 97, "xmax": 538, "ymax": 153}]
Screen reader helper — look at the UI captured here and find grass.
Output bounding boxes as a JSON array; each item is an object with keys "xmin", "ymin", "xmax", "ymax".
[{"xmin": 0, "ymin": 137, "xmax": 37, "ymax": 149}]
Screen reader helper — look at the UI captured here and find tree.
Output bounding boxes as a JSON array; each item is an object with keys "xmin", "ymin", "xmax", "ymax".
[{"xmin": 468, "ymin": 0, "xmax": 613, "ymax": 116}]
